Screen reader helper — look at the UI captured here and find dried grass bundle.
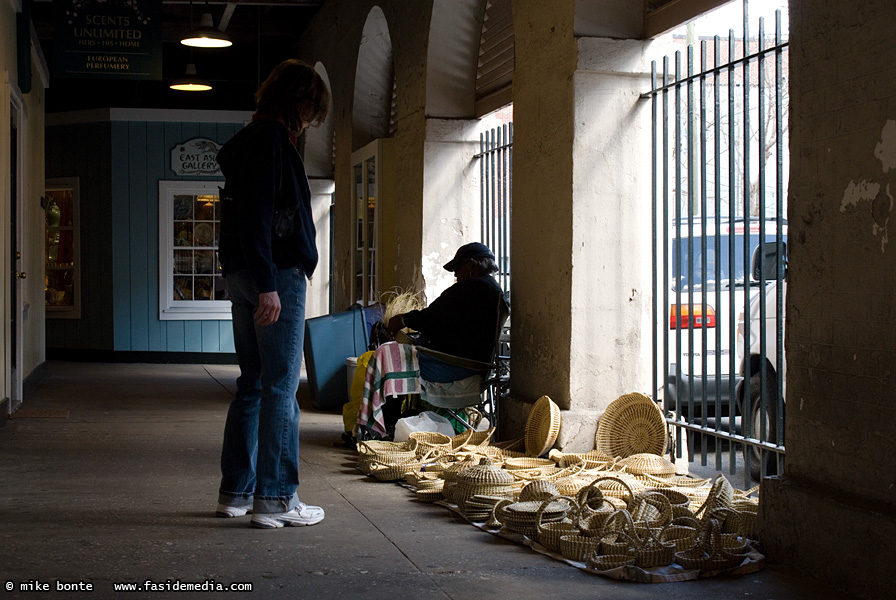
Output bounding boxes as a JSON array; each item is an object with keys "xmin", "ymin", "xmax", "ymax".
[{"xmin": 380, "ymin": 288, "xmax": 426, "ymax": 324}]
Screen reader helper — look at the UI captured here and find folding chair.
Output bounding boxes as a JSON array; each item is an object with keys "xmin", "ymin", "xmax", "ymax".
[{"xmin": 416, "ymin": 293, "xmax": 510, "ymax": 433}]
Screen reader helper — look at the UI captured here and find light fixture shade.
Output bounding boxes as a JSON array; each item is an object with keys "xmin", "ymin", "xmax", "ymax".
[
  {"xmin": 170, "ymin": 64, "xmax": 212, "ymax": 92},
  {"xmin": 181, "ymin": 12, "xmax": 232, "ymax": 48}
]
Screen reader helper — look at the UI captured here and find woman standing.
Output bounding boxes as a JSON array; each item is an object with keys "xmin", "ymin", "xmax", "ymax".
[{"xmin": 214, "ymin": 59, "xmax": 329, "ymax": 528}]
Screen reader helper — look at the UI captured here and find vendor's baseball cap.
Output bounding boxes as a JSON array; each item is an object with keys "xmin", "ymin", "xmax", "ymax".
[{"xmin": 443, "ymin": 242, "xmax": 495, "ymax": 271}]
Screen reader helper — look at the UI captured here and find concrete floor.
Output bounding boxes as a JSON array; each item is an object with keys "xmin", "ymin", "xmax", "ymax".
[{"xmin": 0, "ymin": 361, "xmax": 855, "ymax": 599}]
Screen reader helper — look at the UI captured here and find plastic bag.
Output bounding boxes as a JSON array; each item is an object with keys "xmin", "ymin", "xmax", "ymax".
[
  {"xmin": 343, "ymin": 351, "xmax": 375, "ymax": 433},
  {"xmin": 393, "ymin": 410, "xmax": 456, "ymax": 442}
]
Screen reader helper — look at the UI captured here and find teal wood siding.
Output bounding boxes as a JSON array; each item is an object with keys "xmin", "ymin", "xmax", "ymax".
[
  {"xmin": 47, "ymin": 116, "xmax": 245, "ymax": 355},
  {"xmin": 46, "ymin": 123, "xmax": 115, "ymax": 351}
]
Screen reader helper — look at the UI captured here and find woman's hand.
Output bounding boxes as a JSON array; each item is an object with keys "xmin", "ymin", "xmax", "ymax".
[
  {"xmin": 255, "ymin": 291, "xmax": 281, "ymax": 325},
  {"xmin": 387, "ymin": 314, "xmax": 405, "ymax": 337}
]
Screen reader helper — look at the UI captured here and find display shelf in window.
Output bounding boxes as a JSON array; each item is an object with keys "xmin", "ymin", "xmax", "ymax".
[
  {"xmin": 158, "ymin": 181, "xmax": 230, "ymax": 320},
  {"xmin": 45, "ymin": 178, "xmax": 81, "ymax": 319}
]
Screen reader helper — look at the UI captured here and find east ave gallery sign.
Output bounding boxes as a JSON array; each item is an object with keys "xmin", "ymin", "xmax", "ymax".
[{"xmin": 53, "ymin": 0, "xmax": 163, "ymax": 80}]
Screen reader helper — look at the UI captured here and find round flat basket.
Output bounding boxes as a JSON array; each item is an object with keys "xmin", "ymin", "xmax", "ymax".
[
  {"xmin": 525, "ymin": 396, "xmax": 562, "ymax": 457},
  {"xmin": 503, "ymin": 457, "xmax": 555, "ymax": 471},
  {"xmin": 617, "ymin": 453, "xmax": 676, "ymax": 477},
  {"xmin": 595, "ymin": 393, "xmax": 667, "ymax": 458}
]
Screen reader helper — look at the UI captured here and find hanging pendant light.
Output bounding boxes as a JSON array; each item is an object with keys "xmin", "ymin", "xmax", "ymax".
[
  {"xmin": 181, "ymin": 11, "xmax": 232, "ymax": 48},
  {"xmin": 170, "ymin": 63, "xmax": 212, "ymax": 92}
]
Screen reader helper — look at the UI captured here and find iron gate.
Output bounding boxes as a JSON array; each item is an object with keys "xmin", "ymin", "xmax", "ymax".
[
  {"xmin": 480, "ymin": 123, "xmax": 512, "ymax": 294},
  {"xmin": 646, "ymin": 9, "xmax": 788, "ymax": 487},
  {"xmin": 478, "ymin": 123, "xmax": 513, "ymax": 412}
]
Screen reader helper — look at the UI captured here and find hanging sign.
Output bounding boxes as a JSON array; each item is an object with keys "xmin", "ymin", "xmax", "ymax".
[
  {"xmin": 171, "ymin": 139, "xmax": 222, "ymax": 176},
  {"xmin": 53, "ymin": 0, "xmax": 162, "ymax": 80}
]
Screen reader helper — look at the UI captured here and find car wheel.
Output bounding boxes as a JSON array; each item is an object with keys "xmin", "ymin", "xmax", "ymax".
[{"xmin": 743, "ymin": 371, "xmax": 783, "ymax": 481}]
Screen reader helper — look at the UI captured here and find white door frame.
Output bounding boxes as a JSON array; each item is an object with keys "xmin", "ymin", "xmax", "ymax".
[{"xmin": 6, "ymin": 78, "xmax": 26, "ymax": 413}]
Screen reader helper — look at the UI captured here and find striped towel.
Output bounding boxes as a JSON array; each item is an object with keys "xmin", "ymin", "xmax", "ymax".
[{"xmin": 357, "ymin": 342, "xmax": 420, "ymax": 436}]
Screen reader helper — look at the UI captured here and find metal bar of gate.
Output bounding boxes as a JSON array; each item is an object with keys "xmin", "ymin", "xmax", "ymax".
[
  {"xmin": 774, "ymin": 11, "xmax": 786, "ymax": 478},
  {"xmin": 756, "ymin": 15, "xmax": 769, "ymax": 480},
  {"xmin": 651, "ymin": 62, "xmax": 659, "ymax": 414}
]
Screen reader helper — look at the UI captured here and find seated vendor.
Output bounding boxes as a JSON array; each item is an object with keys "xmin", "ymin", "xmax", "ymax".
[
  {"xmin": 387, "ymin": 242, "xmax": 505, "ymax": 383},
  {"xmin": 352, "ymin": 243, "xmax": 505, "ymax": 441}
]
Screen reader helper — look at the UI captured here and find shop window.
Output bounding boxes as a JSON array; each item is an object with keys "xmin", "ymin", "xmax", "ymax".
[
  {"xmin": 158, "ymin": 180, "xmax": 230, "ymax": 320},
  {"xmin": 45, "ymin": 178, "xmax": 81, "ymax": 319}
]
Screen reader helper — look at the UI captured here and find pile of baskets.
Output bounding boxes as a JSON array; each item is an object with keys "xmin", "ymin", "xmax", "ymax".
[
  {"xmin": 352, "ymin": 393, "xmax": 761, "ymax": 576},
  {"xmin": 512, "ymin": 476, "xmax": 756, "ymax": 573}
]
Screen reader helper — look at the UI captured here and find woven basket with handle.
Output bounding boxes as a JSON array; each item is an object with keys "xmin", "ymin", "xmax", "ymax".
[
  {"xmin": 534, "ymin": 494, "xmax": 581, "ymax": 550},
  {"xmin": 674, "ymin": 518, "xmax": 748, "ymax": 573}
]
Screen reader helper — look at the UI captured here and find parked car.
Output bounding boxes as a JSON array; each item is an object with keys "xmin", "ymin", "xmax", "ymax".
[
  {"xmin": 663, "ymin": 219, "xmax": 786, "ymax": 423},
  {"xmin": 736, "ymin": 240, "xmax": 787, "ymax": 480}
]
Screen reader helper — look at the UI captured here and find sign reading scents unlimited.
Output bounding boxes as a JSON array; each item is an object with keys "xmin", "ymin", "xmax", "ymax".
[
  {"xmin": 53, "ymin": 0, "xmax": 162, "ymax": 80},
  {"xmin": 171, "ymin": 139, "xmax": 222, "ymax": 176}
]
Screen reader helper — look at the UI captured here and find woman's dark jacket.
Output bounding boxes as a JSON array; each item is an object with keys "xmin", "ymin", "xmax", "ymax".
[
  {"xmin": 217, "ymin": 118, "xmax": 318, "ymax": 292},
  {"xmin": 402, "ymin": 275, "xmax": 504, "ymax": 363}
]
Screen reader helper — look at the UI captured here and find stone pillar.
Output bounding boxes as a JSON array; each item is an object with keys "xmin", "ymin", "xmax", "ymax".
[
  {"xmin": 507, "ymin": 0, "xmax": 655, "ymax": 450},
  {"xmin": 759, "ymin": 2, "xmax": 896, "ymax": 598},
  {"xmin": 307, "ymin": 178, "xmax": 334, "ymax": 319}
]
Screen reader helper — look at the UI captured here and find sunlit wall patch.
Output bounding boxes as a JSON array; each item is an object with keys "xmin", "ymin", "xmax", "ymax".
[{"xmin": 840, "ymin": 119, "xmax": 896, "ymax": 253}]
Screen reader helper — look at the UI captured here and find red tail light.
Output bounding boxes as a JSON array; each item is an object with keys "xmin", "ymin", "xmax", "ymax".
[{"xmin": 670, "ymin": 304, "xmax": 716, "ymax": 329}]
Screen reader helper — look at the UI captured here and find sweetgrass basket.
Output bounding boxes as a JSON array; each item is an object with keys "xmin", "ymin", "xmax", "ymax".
[
  {"xmin": 617, "ymin": 453, "xmax": 677, "ymax": 477},
  {"xmin": 694, "ymin": 474, "xmax": 735, "ymax": 518},
  {"xmin": 453, "ymin": 458, "xmax": 516, "ymax": 509},
  {"xmin": 724, "ymin": 499, "xmax": 759, "ymax": 539},
  {"xmin": 534, "ymin": 494, "xmax": 581, "ymax": 550},
  {"xmin": 503, "ymin": 457, "xmax": 556, "ymax": 470},
  {"xmin": 644, "ymin": 487, "xmax": 692, "ymax": 519},
  {"xmin": 595, "ymin": 393, "xmax": 668, "ymax": 458},
  {"xmin": 674, "ymin": 518, "xmax": 748, "ymax": 573},
  {"xmin": 587, "ymin": 553, "xmax": 636, "ymax": 571},
  {"xmin": 520, "ymin": 479, "xmax": 561, "ymax": 502},
  {"xmin": 525, "ymin": 396, "xmax": 561, "ymax": 457},
  {"xmin": 629, "ymin": 490, "xmax": 674, "ymax": 528},
  {"xmin": 408, "ymin": 431, "xmax": 453, "ymax": 456},
  {"xmin": 549, "ymin": 448, "xmax": 613, "ymax": 470},
  {"xmin": 659, "ymin": 524, "xmax": 699, "ymax": 552},
  {"xmin": 414, "ymin": 477, "xmax": 445, "ymax": 502},
  {"xmin": 366, "ymin": 459, "xmax": 416, "ymax": 481},
  {"xmin": 560, "ymin": 534, "xmax": 601, "ymax": 562},
  {"xmin": 633, "ymin": 520, "xmax": 676, "ymax": 568},
  {"xmin": 357, "ymin": 440, "xmax": 418, "ymax": 473},
  {"xmin": 554, "ymin": 475, "xmax": 599, "ymax": 497},
  {"xmin": 591, "ymin": 475, "xmax": 639, "ymax": 506},
  {"xmin": 492, "ymin": 498, "xmax": 570, "ymax": 538}
]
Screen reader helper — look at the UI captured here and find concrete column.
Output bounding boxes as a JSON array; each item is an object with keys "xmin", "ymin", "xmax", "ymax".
[
  {"xmin": 507, "ymin": 0, "xmax": 655, "ymax": 450},
  {"xmin": 759, "ymin": 2, "xmax": 896, "ymax": 597},
  {"xmin": 565, "ymin": 38, "xmax": 656, "ymax": 449},
  {"xmin": 507, "ymin": 0, "xmax": 577, "ymax": 420},
  {"xmin": 307, "ymin": 178, "xmax": 334, "ymax": 319}
]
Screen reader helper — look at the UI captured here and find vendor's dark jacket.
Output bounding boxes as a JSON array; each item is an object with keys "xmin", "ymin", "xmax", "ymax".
[
  {"xmin": 217, "ymin": 117, "xmax": 317, "ymax": 292},
  {"xmin": 403, "ymin": 275, "xmax": 504, "ymax": 363}
]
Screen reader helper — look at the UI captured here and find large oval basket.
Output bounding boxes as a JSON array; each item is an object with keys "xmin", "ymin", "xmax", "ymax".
[
  {"xmin": 595, "ymin": 393, "xmax": 667, "ymax": 458},
  {"xmin": 525, "ymin": 396, "xmax": 562, "ymax": 458}
]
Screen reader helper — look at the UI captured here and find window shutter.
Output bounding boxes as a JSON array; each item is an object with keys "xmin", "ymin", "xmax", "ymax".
[{"xmin": 476, "ymin": 0, "xmax": 514, "ymax": 116}]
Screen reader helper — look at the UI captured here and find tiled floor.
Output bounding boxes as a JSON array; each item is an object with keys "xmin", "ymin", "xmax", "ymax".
[{"xmin": 0, "ymin": 361, "xmax": 855, "ymax": 599}]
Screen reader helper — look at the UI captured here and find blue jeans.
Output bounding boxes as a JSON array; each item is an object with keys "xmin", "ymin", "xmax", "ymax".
[
  {"xmin": 218, "ymin": 268, "xmax": 306, "ymax": 514},
  {"xmin": 417, "ymin": 351, "xmax": 479, "ymax": 383}
]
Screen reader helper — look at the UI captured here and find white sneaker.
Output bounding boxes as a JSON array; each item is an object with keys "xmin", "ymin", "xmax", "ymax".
[
  {"xmin": 250, "ymin": 503, "xmax": 325, "ymax": 528},
  {"xmin": 216, "ymin": 502, "xmax": 253, "ymax": 518}
]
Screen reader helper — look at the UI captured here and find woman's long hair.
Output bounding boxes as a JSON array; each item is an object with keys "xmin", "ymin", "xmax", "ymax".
[{"xmin": 255, "ymin": 59, "xmax": 330, "ymax": 136}]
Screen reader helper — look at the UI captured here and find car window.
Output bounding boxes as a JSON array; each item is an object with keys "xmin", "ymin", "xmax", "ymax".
[{"xmin": 672, "ymin": 234, "xmax": 780, "ymax": 291}]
